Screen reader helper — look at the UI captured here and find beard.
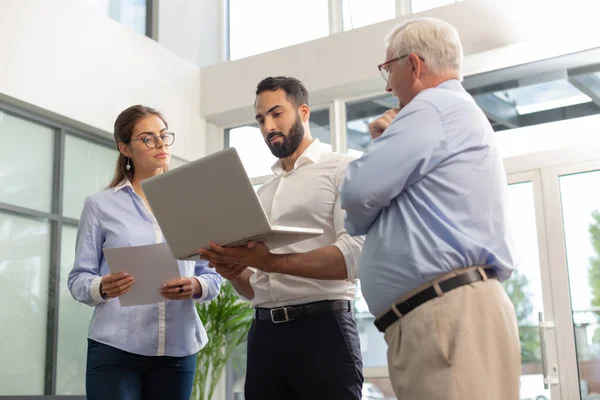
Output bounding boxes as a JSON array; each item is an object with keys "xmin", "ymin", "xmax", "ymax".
[{"xmin": 265, "ymin": 113, "xmax": 305, "ymax": 159}]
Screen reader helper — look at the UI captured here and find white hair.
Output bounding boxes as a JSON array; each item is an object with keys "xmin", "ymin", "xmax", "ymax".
[{"xmin": 385, "ymin": 17, "xmax": 463, "ymax": 80}]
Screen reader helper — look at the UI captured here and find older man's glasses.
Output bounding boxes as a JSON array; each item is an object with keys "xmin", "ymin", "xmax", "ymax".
[
  {"xmin": 377, "ymin": 54, "xmax": 425, "ymax": 82},
  {"xmin": 129, "ymin": 132, "xmax": 175, "ymax": 149}
]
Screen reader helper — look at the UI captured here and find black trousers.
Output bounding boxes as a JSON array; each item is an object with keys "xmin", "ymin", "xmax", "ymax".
[{"xmin": 244, "ymin": 307, "xmax": 363, "ymax": 400}]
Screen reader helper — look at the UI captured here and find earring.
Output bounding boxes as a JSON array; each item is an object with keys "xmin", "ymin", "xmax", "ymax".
[{"xmin": 126, "ymin": 157, "xmax": 131, "ymax": 171}]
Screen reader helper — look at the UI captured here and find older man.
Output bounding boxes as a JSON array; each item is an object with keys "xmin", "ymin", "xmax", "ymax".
[{"xmin": 341, "ymin": 18, "xmax": 521, "ymax": 400}]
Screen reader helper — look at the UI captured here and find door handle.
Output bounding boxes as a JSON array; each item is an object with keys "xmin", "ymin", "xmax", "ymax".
[{"xmin": 538, "ymin": 312, "xmax": 558, "ymax": 389}]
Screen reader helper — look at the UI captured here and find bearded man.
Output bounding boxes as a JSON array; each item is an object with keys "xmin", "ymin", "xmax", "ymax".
[{"xmin": 199, "ymin": 76, "xmax": 365, "ymax": 400}]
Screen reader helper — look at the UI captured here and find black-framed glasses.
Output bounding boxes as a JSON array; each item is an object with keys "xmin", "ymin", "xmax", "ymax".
[
  {"xmin": 377, "ymin": 54, "xmax": 425, "ymax": 82},
  {"xmin": 128, "ymin": 132, "xmax": 175, "ymax": 149}
]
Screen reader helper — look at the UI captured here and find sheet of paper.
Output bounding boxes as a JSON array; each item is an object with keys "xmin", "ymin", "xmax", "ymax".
[{"xmin": 103, "ymin": 242, "xmax": 181, "ymax": 307}]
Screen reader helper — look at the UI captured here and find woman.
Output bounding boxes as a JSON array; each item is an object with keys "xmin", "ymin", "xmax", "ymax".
[{"xmin": 68, "ymin": 105, "xmax": 223, "ymax": 400}]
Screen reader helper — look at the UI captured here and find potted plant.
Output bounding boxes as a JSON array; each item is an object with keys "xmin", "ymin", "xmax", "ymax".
[{"xmin": 192, "ymin": 282, "xmax": 253, "ymax": 400}]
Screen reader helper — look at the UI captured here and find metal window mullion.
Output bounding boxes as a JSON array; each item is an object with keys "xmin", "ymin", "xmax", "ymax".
[
  {"xmin": 0, "ymin": 202, "xmax": 59, "ymax": 221},
  {"xmin": 0, "ymin": 100, "xmax": 114, "ymax": 149},
  {"xmin": 330, "ymin": 100, "xmax": 347, "ymax": 153},
  {"xmin": 146, "ymin": 0, "xmax": 155, "ymax": 39},
  {"xmin": 221, "ymin": 0, "xmax": 231, "ymax": 62},
  {"xmin": 396, "ymin": 0, "xmax": 411, "ymax": 15},
  {"xmin": 328, "ymin": 0, "xmax": 343, "ymax": 33},
  {"xmin": 44, "ymin": 127, "xmax": 65, "ymax": 395}
]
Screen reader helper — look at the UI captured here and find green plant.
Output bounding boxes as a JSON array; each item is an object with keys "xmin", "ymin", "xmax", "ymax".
[{"xmin": 192, "ymin": 282, "xmax": 253, "ymax": 400}]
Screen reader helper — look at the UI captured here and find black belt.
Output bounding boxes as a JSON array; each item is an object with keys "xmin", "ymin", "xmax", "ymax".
[
  {"xmin": 375, "ymin": 268, "xmax": 498, "ymax": 333},
  {"xmin": 254, "ymin": 300, "xmax": 351, "ymax": 324}
]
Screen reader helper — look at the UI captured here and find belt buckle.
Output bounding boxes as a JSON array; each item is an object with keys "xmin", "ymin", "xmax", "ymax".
[{"xmin": 270, "ymin": 307, "xmax": 290, "ymax": 323}]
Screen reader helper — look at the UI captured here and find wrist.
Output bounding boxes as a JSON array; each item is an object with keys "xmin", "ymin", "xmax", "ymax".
[
  {"xmin": 99, "ymin": 282, "xmax": 109, "ymax": 300},
  {"xmin": 191, "ymin": 277, "xmax": 203, "ymax": 299},
  {"xmin": 266, "ymin": 254, "xmax": 283, "ymax": 274}
]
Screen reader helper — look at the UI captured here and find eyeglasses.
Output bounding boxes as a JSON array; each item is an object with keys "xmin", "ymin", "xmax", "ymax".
[
  {"xmin": 377, "ymin": 54, "xmax": 425, "ymax": 83},
  {"xmin": 128, "ymin": 132, "xmax": 175, "ymax": 149}
]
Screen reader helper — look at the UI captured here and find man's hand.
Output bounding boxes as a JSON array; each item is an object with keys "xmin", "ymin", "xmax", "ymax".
[
  {"xmin": 211, "ymin": 262, "xmax": 248, "ymax": 280},
  {"xmin": 368, "ymin": 108, "xmax": 400, "ymax": 139},
  {"xmin": 198, "ymin": 241, "xmax": 275, "ymax": 273}
]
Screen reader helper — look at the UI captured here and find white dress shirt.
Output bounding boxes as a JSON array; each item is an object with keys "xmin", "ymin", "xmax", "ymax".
[{"xmin": 249, "ymin": 139, "xmax": 364, "ymax": 308}]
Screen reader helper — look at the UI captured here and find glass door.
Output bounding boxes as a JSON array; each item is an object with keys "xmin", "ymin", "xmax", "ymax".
[
  {"xmin": 550, "ymin": 159, "xmax": 600, "ymax": 400},
  {"xmin": 507, "ymin": 171, "xmax": 561, "ymax": 400}
]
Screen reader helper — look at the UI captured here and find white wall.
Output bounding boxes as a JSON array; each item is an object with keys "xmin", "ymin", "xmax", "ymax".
[
  {"xmin": 200, "ymin": 0, "xmax": 600, "ymax": 128},
  {"xmin": 0, "ymin": 0, "xmax": 205, "ymax": 161}
]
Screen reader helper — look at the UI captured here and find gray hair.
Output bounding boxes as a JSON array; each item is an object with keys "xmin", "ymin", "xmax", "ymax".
[{"xmin": 385, "ymin": 17, "xmax": 463, "ymax": 80}]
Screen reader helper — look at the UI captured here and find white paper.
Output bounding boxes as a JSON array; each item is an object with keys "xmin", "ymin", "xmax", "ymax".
[{"xmin": 103, "ymin": 242, "xmax": 181, "ymax": 307}]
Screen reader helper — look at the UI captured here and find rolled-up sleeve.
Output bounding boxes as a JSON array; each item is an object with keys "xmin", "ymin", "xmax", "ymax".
[
  {"xmin": 341, "ymin": 101, "xmax": 445, "ymax": 236},
  {"xmin": 68, "ymin": 196, "xmax": 107, "ymax": 307},
  {"xmin": 332, "ymin": 157, "xmax": 364, "ymax": 280},
  {"xmin": 193, "ymin": 259, "xmax": 224, "ymax": 303}
]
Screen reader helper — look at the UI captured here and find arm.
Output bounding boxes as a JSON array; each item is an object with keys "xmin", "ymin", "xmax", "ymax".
[
  {"xmin": 67, "ymin": 197, "xmax": 107, "ymax": 306},
  {"xmin": 228, "ymin": 268, "xmax": 256, "ymax": 300},
  {"xmin": 200, "ymin": 158, "xmax": 364, "ymax": 281},
  {"xmin": 270, "ymin": 157, "xmax": 364, "ymax": 280},
  {"xmin": 270, "ymin": 245, "xmax": 347, "ymax": 279},
  {"xmin": 340, "ymin": 101, "xmax": 445, "ymax": 235},
  {"xmin": 192, "ymin": 259, "xmax": 224, "ymax": 303}
]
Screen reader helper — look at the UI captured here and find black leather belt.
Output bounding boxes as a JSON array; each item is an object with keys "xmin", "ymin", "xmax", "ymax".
[
  {"xmin": 254, "ymin": 300, "xmax": 351, "ymax": 324},
  {"xmin": 374, "ymin": 268, "xmax": 498, "ymax": 333}
]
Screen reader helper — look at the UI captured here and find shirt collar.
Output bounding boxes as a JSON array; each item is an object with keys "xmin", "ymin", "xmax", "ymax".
[
  {"xmin": 271, "ymin": 139, "xmax": 322, "ymax": 176},
  {"xmin": 113, "ymin": 179, "xmax": 133, "ymax": 194},
  {"xmin": 436, "ymin": 79, "xmax": 464, "ymax": 93}
]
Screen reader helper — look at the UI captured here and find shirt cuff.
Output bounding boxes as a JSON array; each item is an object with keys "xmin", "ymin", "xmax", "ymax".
[
  {"xmin": 332, "ymin": 241, "xmax": 358, "ymax": 281},
  {"xmin": 90, "ymin": 276, "xmax": 109, "ymax": 303},
  {"xmin": 193, "ymin": 277, "xmax": 209, "ymax": 302}
]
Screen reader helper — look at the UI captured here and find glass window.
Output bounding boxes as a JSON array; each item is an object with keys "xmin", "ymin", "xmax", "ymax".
[
  {"xmin": 80, "ymin": 0, "xmax": 148, "ymax": 35},
  {"xmin": 56, "ymin": 225, "xmax": 92, "ymax": 395},
  {"xmin": 559, "ymin": 169, "xmax": 600, "ymax": 398},
  {"xmin": 354, "ymin": 282, "xmax": 388, "ymax": 369},
  {"xmin": 0, "ymin": 212, "xmax": 51, "ymax": 395},
  {"xmin": 226, "ymin": 109, "xmax": 331, "ymax": 179},
  {"xmin": 62, "ymin": 134, "xmax": 117, "ymax": 219},
  {"xmin": 491, "ymin": 80, "xmax": 591, "ymax": 116},
  {"xmin": 229, "ymin": 0, "xmax": 329, "ymax": 60},
  {"xmin": 363, "ymin": 378, "xmax": 395, "ymax": 399},
  {"xmin": 411, "ymin": 0, "xmax": 456, "ymax": 13},
  {"xmin": 309, "ymin": 108, "xmax": 332, "ymax": 151},
  {"xmin": 227, "ymin": 125, "xmax": 276, "ymax": 178},
  {"xmin": 471, "ymin": 68, "xmax": 600, "ymax": 135},
  {"xmin": 469, "ymin": 65, "xmax": 600, "ymax": 158},
  {"xmin": 342, "ymin": 0, "xmax": 395, "ymax": 30},
  {"xmin": 0, "ymin": 110, "xmax": 54, "ymax": 212},
  {"xmin": 345, "ymin": 94, "xmax": 396, "ymax": 156},
  {"xmin": 169, "ymin": 156, "xmax": 188, "ymax": 170}
]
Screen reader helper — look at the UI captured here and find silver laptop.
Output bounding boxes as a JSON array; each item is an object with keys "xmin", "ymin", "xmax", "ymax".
[{"xmin": 141, "ymin": 147, "xmax": 323, "ymax": 260}]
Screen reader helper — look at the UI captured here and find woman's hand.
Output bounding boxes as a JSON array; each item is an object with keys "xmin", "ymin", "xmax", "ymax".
[
  {"xmin": 100, "ymin": 272, "xmax": 135, "ymax": 299},
  {"xmin": 160, "ymin": 277, "xmax": 201, "ymax": 300}
]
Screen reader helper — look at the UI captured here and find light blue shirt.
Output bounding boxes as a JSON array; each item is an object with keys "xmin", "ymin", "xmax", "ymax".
[
  {"xmin": 340, "ymin": 80, "xmax": 515, "ymax": 316},
  {"xmin": 68, "ymin": 180, "xmax": 223, "ymax": 357}
]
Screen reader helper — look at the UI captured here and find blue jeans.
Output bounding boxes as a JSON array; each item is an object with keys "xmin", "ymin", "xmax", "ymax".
[{"xmin": 86, "ymin": 339, "xmax": 197, "ymax": 400}]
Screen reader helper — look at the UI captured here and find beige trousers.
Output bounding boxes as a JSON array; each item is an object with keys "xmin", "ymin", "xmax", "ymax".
[{"xmin": 383, "ymin": 268, "xmax": 521, "ymax": 400}]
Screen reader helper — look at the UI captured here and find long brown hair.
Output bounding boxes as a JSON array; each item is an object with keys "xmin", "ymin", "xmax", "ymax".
[{"xmin": 108, "ymin": 105, "xmax": 169, "ymax": 188}]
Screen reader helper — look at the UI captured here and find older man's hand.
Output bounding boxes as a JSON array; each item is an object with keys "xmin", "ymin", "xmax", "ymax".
[{"xmin": 369, "ymin": 107, "xmax": 400, "ymax": 139}]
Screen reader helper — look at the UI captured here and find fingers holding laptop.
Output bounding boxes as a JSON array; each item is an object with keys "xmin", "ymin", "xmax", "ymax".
[
  {"xmin": 199, "ymin": 241, "xmax": 274, "ymax": 272},
  {"xmin": 210, "ymin": 262, "xmax": 247, "ymax": 280}
]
